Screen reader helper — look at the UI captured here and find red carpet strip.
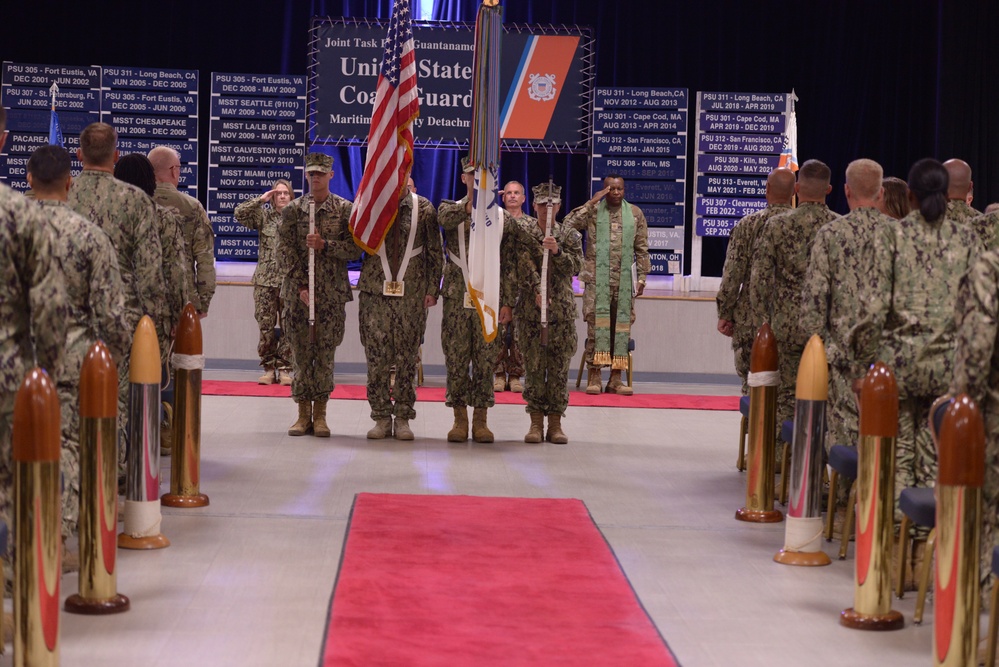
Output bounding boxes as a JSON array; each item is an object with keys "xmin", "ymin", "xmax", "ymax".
[
  {"xmin": 202, "ymin": 380, "xmax": 738, "ymax": 411},
  {"xmin": 321, "ymin": 493, "xmax": 679, "ymax": 667}
]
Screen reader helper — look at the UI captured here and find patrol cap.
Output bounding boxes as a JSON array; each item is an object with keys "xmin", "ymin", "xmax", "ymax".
[
  {"xmin": 305, "ymin": 152, "xmax": 333, "ymax": 173},
  {"xmin": 532, "ymin": 182, "xmax": 562, "ymax": 205},
  {"xmin": 460, "ymin": 155, "xmax": 474, "ymax": 173}
]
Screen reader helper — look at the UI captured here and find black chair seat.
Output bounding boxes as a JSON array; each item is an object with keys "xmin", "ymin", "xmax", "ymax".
[
  {"xmin": 739, "ymin": 395, "xmax": 750, "ymax": 418},
  {"xmin": 828, "ymin": 444, "xmax": 858, "ymax": 480},
  {"xmin": 780, "ymin": 420, "xmax": 794, "ymax": 444},
  {"xmin": 899, "ymin": 487, "xmax": 936, "ymax": 528}
]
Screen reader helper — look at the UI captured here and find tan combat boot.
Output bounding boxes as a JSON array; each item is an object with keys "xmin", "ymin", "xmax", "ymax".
[
  {"xmin": 312, "ymin": 398, "xmax": 331, "ymax": 438},
  {"xmin": 62, "ymin": 537, "xmax": 79, "ymax": 574},
  {"xmin": 508, "ymin": 376, "xmax": 524, "ymax": 393},
  {"xmin": 447, "ymin": 406, "xmax": 469, "ymax": 442},
  {"xmin": 606, "ymin": 369, "xmax": 633, "ymax": 396},
  {"xmin": 494, "ymin": 373, "xmax": 507, "ymax": 392},
  {"xmin": 367, "ymin": 417, "xmax": 392, "ymax": 439},
  {"xmin": 546, "ymin": 414, "xmax": 568, "ymax": 444},
  {"xmin": 288, "ymin": 400, "xmax": 312, "ymax": 436},
  {"xmin": 586, "ymin": 367, "xmax": 602, "ymax": 395},
  {"xmin": 278, "ymin": 370, "xmax": 293, "ymax": 386},
  {"xmin": 471, "ymin": 407, "xmax": 494, "ymax": 443},
  {"xmin": 524, "ymin": 412, "xmax": 544, "ymax": 443},
  {"xmin": 258, "ymin": 367, "xmax": 275, "ymax": 384},
  {"xmin": 393, "ymin": 417, "xmax": 414, "ymax": 441}
]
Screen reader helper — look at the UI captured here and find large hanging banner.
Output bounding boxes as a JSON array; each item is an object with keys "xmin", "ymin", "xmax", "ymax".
[{"xmin": 309, "ymin": 18, "xmax": 594, "ymax": 153}]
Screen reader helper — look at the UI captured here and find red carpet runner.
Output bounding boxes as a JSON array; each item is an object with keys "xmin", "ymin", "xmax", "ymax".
[
  {"xmin": 321, "ymin": 494, "xmax": 679, "ymax": 667},
  {"xmin": 202, "ymin": 380, "xmax": 737, "ymax": 411}
]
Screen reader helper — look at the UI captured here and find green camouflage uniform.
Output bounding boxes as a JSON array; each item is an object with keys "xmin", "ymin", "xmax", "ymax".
[
  {"xmin": 494, "ymin": 212, "xmax": 535, "ymax": 380},
  {"xmin": 512, "ymin": 216, "xmax": 583, "ymax": 416},
  {"xmin": 357, "ymin": 195, "xmax": 443, "ymax": 421},
  {"xmin": 154, "ymin": 202, "xmax": 193, "ymax": 360},
  {"xmin": 801, "ymin": 206, "xmax": 894, "ymax": 450},
  {"xmin": 951, "ymin": 250, "xmax": 999, "ymax": 600},
  {"xmin": 278, "ymin": 193, "xmax": 359, "ymax": 403},
  {"xmin": 437, "ymin": 196, "xmax": 512, "ymax": 409},
  {"xmin": 154, "ymin": 182, "xmax": 216, "ymax": 314},
  {"xmin": 946, "ymin": 199, "xmax": 979, "ymax": 231},
  {"xmin": 0, "ymin": 184, "xmax": 68, "ymax": 584},
  {"xmin": 971, "ymin": 210, "xmax": 999, "ymax": 250},
  {"xmin": 37, "ymin": 200, "xmax": 130, "ymax": 540},
  {"xmin": 563, "ymin": 200, "xmax": 650, "ymax": 368},
  {"xmin": 234, "ymin": 195, "xmax": 292, "ymax": 371},
  {"xmin": 716, "ymin": 203, "xmax": 793, "ymax": 393},
  {"xmin": 751, "ymin": 202, "xmax": 839, "ymax": 424},
  {"xmin": 853, "ymin": 210, "xmax": 979, "ymax": 509}
]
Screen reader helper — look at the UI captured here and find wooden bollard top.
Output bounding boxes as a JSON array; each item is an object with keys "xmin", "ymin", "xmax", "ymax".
[
  {"xmin": 795, "ymin": 334, "xmax": 828, "ymax": 401},
  {"xmin": 938, "ymin": 394, "xmax": 985, "ymax": 487},
  {"xmin": 80, "ymin": 340, "xmax": 118, "ymax": 418},
  {"xmin": 750, "ymin": 322, "xmax": 778, "ymax": 373},
  {"xmin": 129, "ymin": 315, "xmax": 161, "ymax": 384},
  {"xmin": 12, "ymin": 368, "xmax": 60, "ymax": 462},
  {"xmin": 175, "ymin": 303, "xmax": 203, "ymax": 356},
  {"xmin": 859, "ymin": 362, "xmax": 898, "ymax": 438}
]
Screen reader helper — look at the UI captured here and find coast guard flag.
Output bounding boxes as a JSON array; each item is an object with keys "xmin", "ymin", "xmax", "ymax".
[
  {"xmin": 778, "ymin": 107, "xmax": 798, "ymax": 172},
  {"xmin": 48, "ymin": 85, "xmax": 64, "ymax": 148},
  {"xmin": 349, "ymin": 0, "xmax": 419, "ymax": 254}
]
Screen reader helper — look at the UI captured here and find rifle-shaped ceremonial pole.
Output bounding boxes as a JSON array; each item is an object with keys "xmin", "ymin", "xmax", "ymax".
[
  {"xmin": 308, "ymin": 195, "xmax": 316, "ymax": 344},
  {"xmin": 540, "ymin": 174, "xmax": 554, "ymax": 347}
]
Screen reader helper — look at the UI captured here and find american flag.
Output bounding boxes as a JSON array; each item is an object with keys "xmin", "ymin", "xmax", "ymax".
[{"xmin": 349, "ymin": 0, "xmax": 419, "ymax": 253}]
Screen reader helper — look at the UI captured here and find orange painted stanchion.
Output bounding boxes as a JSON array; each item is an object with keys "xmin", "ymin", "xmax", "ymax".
[
  {"xmin": 162, "ymin": 304, "xmax": 209, "ymax": 508},
  {"xmin": 12, "ymin": 368, "xmax": 61, "ymax": 665},
  {"xmin": 775, "ymin": 334, "xmax": 831, "ymax": 566},
  {"xmin": 841, "ymin": 362, "xmax": 904, "ymax": 630},
  {"xmin": 65, "ymin": 341, "xmax": 130, "ymax": 614},
  {"xmin": 736, "ymin": 322, "xmax": 783, "ymax": 523},
  {"xmin": 933, "ymin": 394, "xmax": 984, "ymax": 666}
]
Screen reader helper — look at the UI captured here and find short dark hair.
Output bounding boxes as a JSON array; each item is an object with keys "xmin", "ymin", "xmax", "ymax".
[
  {"xmin": 113, "ymin": 153, "xmax": 157, "ymax": 197},
  {"xmin": 79, "ymin": 122, "xmax": 118, "ymax": 165},
  {"xmin": 27, "ymin": 145, "xmax": 72, "ymax": 188},
  {"xmin": 604, "ymin": 173, "xmax": 624, "ymax": 183}
]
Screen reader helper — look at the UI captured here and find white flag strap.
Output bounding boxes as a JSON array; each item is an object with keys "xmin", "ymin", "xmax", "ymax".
[{"xmin": 377, "ymin": 193, "xmax": 421, "ymax": 284}]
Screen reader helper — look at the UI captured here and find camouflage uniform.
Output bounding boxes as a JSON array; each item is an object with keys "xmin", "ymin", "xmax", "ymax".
[
  {"xmin": 154, "ymin": 202, "xmax": 193, "ymax": 360},
  {"xmin": 37, "ymin": 200, "xmax": 130, "ymax": 540},
  {"xmin": 154, "ymin": 182, "xmax": 216, "ymax": 314},
  {"xmin": 512, "ymin": 215, "xmax": 583, "ymax": 416},
  {"xmin": 358, "ymin": 195, "xmax": 443, "ymax": 421},
  {"xmin": 0, "ymin": 184, "xmax": 68, "ymax": 585},
  {"xmin": 716, "ymin": 203, "xmax": 793, "ymax": 393},
  {"xmin": 951, "ymin": 250, "xmax": 999, "ymax": 600},
  {"xmin": 437, "ymin": 196, "xmax": 510, "ymax": 409},
  {"xmin": 971, "ymin": 210, "xmax": 999, "ymax": 250},
  {"xmin": 801, "ymin": 206, "xmax": 894, "ymax": 450},
  {"xmin": 563, "ymin": 200, "xmax": 650, "ymax": 368},
  {"xmin": 854, "ymin": 210, "xmax": 979, "ymax": 509},
  {"xmin": 946, "ymin": 199, "xmax": 979, "ymax": 231},
  {"xmin": 278, "ymin": 193, "xmax": 359, "ymax": 403},
  {"xmin": 751, "ymin": 202, "xmax": 839, "ymax": 424},
  {"xmin": 234, "ymin": 195, "xmax": 292, "ymax": 371},
  {"xmin": 494, "ymin": 213, "xmax": 535, "ymax": 382}
]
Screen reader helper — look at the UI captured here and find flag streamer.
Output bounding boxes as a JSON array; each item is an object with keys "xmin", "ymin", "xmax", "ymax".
[{"xmin": 48, "ymin": 82, "xmax": 64, "ymax": 148}]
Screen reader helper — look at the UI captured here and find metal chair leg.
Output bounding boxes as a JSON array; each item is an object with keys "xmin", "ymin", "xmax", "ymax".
[
  {"xmin": 825, "ymin": 469, "xmax": 839, "ymax": 541},
  {"xmin": 627, "ymin": 351, "xmax": 633, "ymax": 387},
  {"xmin": 575, "ymin": 352, "xmax": 586, "ymax": 388},
  {"xmin": 778, "ymin": 441, "xmax": 790, "ymax": 505},
  {"xmin": 839, "ymin": 481, "xmax": 857, "ymax": 560},
  {"xmin": 895, "ymin": 514, "xmax": 911, "ymax": 599},
  {"xmin": 913, "ymin": 529, "xmax": 936, "ymax": 625},
  {"xmin": 737, "ymin": 415, "xmax": 748, "ymax": 471}
]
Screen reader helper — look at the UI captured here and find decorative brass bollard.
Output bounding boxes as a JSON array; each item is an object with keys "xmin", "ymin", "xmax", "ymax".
[
  {"xmin": 841, "ymin": 361, "xmax": 903, "ymax": 630},
  {"xmin": 66, "ymin": 341, "xmax": 130, "ymax": 614},
  {"xmin": 736, "ymin": 322, "xmax": 783, "ymax": 523}
]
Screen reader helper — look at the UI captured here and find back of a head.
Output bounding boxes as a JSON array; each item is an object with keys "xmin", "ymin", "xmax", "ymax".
[
  {"xmin": 767, "ymin": 168, "xmax": 796, "ymax": 202},
  {"xmin": 881, "ymin": 177, "xmax": 910, "ymax": 219},
  {"xmin": 27, "ymin": 145, "xmax": 72, "ymax": 191},
  {"xmin": 797, "ymin": 159, "xmax": 832, "ymax": 200},
  {"xmin": 907, "ymin": 158, "xmax": 949, "ymax": 223},
  {"xmin": 845, "ymin": 159, "xmax": 883, "ymax": 201},
  {"xmin": 985, "ymin": 202, "xmax": 999, "ymax": 215},
  {"xmin": 943, "ymin": 158, "xmax": 972, "ymax": 199},
  {"xmin": 113, "ymin": 153, "xmax": 156, "ymax": 197},
  {"xmin": 79, "ymin": 122, "xmax": 117, "ymax": 166},
  {"xmin": 147, "ymin": 145, "xmax": 179, "ymax": 181}
]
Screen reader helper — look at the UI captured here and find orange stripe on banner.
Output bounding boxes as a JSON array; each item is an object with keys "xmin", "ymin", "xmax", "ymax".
[{"xmin": 502, "ymin": 36, "xmax": 578, "ymax": 140}]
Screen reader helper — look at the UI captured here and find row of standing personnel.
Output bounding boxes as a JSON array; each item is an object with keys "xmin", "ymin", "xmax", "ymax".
[
  {"xmin": 0, "ymin": 117, "xmax": 217, "ymax": 580},
  {"xmin": 233, "ymin": 152, "xmax": 651, "ymax": 445},
  {"xmin": 716, "ymin": 155, "xmax": 999, "ymax": 599}
]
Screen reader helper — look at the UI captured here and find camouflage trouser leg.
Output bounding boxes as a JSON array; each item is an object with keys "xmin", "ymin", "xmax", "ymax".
[
  {"xmin": 827, "ymin": 368, "xmax": 859, "ymax": 452},
  {"xmin": 442, "ymin": 297, "xmax": 499, "ymax": 409},
  {"xmin": 895, "ymin": 396, "xmax": 935, "ymax": 526},
  {"xmin": 518, "ymin": 317, "xmax": 577, "ymax": 415},
  {"xmin": 359, "ymin": 293, "xmax": 426, "ymax": 420},
  {"xmin": 582, "ymin": 283, "xmax": 634, "ymax": 369},
  {"xmin": 57, "ymin": 384, "xmax": 81, "ymax": 541},
  {"xmin": 981, "ymin": 444, "xmax": 999, "ymax": 607},
  {"xmin": 283, "ymin": 297, "xmax": 346, "ymax": 403},
  {"xmin": 255, "ymin": 285, "xmax": 292, "ymax": 370},
  {"xmin": 494, "ymin": 318, "xmax": 525, "ymax": 377},
  {"xmin": 0, "ymin": 409, "xmax": 12, "ymax": 593},
  {"xmin": 777, "ymin": 343, "xmax": 803, "ymax": 426}
]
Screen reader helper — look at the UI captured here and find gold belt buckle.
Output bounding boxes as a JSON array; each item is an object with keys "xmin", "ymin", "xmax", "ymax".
[
  {"xmin": 383, "ymin": 280, "xmax": 405, "ymax": 297},
  {"xmin": 463, "ymin": 292, "xmax": 475, "ymax": 309}
]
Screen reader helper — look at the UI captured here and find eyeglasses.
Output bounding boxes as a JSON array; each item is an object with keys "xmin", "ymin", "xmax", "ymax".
[{"xmin": 169, "ymin": 164, "xmax": 181, "ymax": 172}]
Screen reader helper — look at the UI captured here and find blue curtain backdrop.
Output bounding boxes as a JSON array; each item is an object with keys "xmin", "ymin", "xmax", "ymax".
[{"xmin": 6, "ymin": 0, "xmax": 999, "ymax": 274}]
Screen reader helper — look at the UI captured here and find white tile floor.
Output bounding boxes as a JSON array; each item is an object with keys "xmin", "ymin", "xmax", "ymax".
[{"xmin": 6, "ymin": 370, "xmax": 973, "ymax": 666}]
